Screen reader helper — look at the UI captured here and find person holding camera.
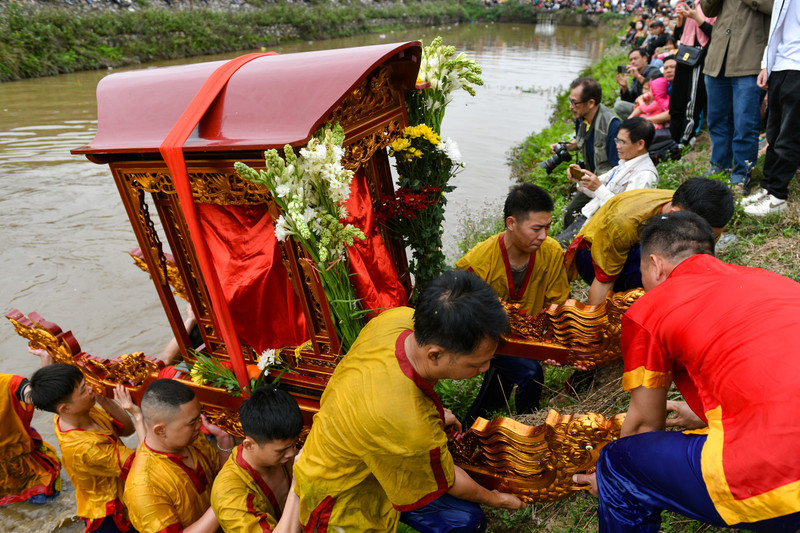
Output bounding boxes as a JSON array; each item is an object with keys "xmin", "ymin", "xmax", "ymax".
[
  {"xmin": 614, "ymin": 48, "xmax": 663, "ymax": 119},
  {"xmin": 550, "ymin": 77, "xmax": 621, "ymax": 228}
]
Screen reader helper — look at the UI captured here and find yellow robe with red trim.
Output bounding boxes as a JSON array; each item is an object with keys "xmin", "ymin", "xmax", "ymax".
[
  {"xmin": 124, "ymin": 434, "xmax": 219, "ymax": 533},
  {"xmin": 571, "ymin": 189, "xmax": 674, "ymax": 279},
  {"xmin": 621, "ymin": 254, "xmax": 800, "ymax": 525},
  {"xmin": 0, "ymin": 374, "xmax": 61, "ymax": 505},
  {"xmin": 54, "ymin": 404, "xmax": 135, "ymax": 527},
  {"xmin": 456, "ymin": 234, "xmax": 569, "ymax": 314},
  {"xmin": 294, "ymin": 307, "xmax": 455, "ymax": 533},
  {"xmin": 211, "ymin": 446, "xmax": 286, "ymax": 533}
]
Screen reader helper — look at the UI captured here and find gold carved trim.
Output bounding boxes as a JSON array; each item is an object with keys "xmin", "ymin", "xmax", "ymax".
[{"xmin": 450, "ymin": 411, "xmax": 626, "ymax": 503}]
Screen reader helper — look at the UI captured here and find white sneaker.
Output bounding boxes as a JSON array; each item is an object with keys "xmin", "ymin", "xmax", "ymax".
[
  {"xmin": 741, "ymin": 188, "xmax": 768, "ymax": 206},
  {"xmin": 743, "ymin": 194, "xmax": 787, "ymax": 216}
]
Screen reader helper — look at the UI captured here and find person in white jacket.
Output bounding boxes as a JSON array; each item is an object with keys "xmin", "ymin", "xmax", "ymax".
[
  {"xmin": 556, "ymin": 117, "xmax": 659, "ymax": 247},
  {"xmin": 743, "ymin": 0, "xmax": 800, "ymax": 216}
]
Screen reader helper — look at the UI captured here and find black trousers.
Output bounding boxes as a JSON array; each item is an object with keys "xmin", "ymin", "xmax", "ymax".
[
  {"xmin": 669, "ymin": 56, "xmax": 707, "ymax": 144},
  {"xmin": 762, "ymin": 70, "xmax": 800, "ymax": 200}
]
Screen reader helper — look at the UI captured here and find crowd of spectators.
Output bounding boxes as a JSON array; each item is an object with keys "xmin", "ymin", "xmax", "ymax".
[{"xmin": 554, "ymin": 0, "xmax": 798, "ymax": 218}]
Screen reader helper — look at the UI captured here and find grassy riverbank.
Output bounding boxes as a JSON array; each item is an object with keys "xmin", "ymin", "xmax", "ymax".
[
  {"xmin": 441, "ymin": 31, "xmax": 799, "ymax": 533},
  {"xmin": 0, "ymin": 0, "xmax": 625, "ymax": 82}
]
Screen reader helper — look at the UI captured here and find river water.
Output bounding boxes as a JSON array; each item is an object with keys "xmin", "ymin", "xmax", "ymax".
[{"xmin": 0, "ymin": 21, "xmax": 613, "ymax": 531}]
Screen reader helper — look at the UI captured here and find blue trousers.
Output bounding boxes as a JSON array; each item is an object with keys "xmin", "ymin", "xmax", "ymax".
[
  {"xmin": 597, "ymin": 431, "xmax": 800, "ymax": 532},
  {"xmin": 401, "ymin": 494, "xmax": 486, "ymax": 533},
  {"xmin": 575, "ymin": 244, "xmax": 642, "ymax": 293},
  {"xmin": 705, "ymin": 73, "xmax": 764, "ymax": 186},
  {"xmin": 463, "ymin": 355, "xmax": 543, "ymax": 428}
]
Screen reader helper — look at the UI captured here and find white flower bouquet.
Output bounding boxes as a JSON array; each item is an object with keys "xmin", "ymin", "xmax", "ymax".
[
  {"xmin": 235, "ymin": 123, "xmax": 367, "ymax": 352},
  {"xmin": 407, "ymin": 36, "xmax": 484, "ymax": 134}
]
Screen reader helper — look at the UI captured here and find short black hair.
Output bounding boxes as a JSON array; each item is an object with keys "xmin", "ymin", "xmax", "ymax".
[
  {"xmin": 640, "ymin": 211, "xmax": 716, "ymax": 261},
  {"xmin": 239, "ymin": 386, "xmax": 303, "ymax": 444},
  {"xmin": 620, "ymin": 117, "xmax": 656, "ymax": 150},
  {"xmin": 665, "ymin": 35, "xmax": 677, "ymax": 47},
  {"xmin": 141, "ymin": 379, "xmax": 196, "ymax": 423},
  {"xmin": 29, "ymin": 363, "xmax": 84, "ymax": 413},
  {"xmin": 672, "ymin": 177, "xmax": 735, "ymax": 228},
  {"xmin": 630, "ymin": 47, "xmax": 650, "ymax": 61},
  {"xmin": 570, "ymin": 77, "xmax": 602, "ymax": 107},
  {"xmin": 503, "ymin": 183, "xmax": 554, "ymax": 222},
  {"xmin": 414, "ymin": 270, "xmax": 509, "ymax": 355}
]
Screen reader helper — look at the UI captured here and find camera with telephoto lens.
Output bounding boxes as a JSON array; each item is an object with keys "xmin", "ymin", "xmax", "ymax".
[{"xmin": 540, "ymin": 143, "xmax": 572, "ymax": 174}]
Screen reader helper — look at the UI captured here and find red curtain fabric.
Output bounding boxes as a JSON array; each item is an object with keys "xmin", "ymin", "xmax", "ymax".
[
  {"xmin": 196, "ymin": 203, "xmax": 307, "ymax": 351},
  {"xmin": 345, "ymin": 169, "xmax": 407, "ymax": 317}
]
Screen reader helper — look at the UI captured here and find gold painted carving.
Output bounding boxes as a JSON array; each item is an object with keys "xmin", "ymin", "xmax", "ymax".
[
  {"xmin": 329, "ymin": 65, "xmax": 403, "ymax": 130},
  {"xmin": 130, "ymin": 252, "xmax": 189, "ymax": 301},
  {"xmin": 450, "ymin": 411, "xmax": 626, "ymax": 503},
  {"xmin": 120, "ymin": 168, "xmax": 274, "ymax": 206},
  {"xmin": 341, "ymin": 118, "xmax": 403, "ymax": 171},
  {"xmin": 502, "ymin": 288, "xmax": 645, "ymax": 369},
  {"xmin": 5, "ymin": 311, "xmax": 162, "ymax": 393},
  {"xmin": 202, "ymin": 406, "xmax": 244, "ymax": 439}
]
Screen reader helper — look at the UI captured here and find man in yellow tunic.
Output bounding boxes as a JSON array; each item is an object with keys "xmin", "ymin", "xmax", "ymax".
[
  {"xmin": 294, "ymin": 271, "xmax": 526, "ymax": 533},
  {"xmin": 212, "ymin": 386, "xmax": 303, "ymax": 533},
  {"xmin": 30, "ymin": 363, "xmax": 139, "ymax": 532},
  {"xmin": 124, "ymin": 379, "xmax": 234, "ymax": 533},
  {"xmin": 0, "ymin": 369, "xmax": 61, "ymax": 506},
  {"xmin": 564, "ymin": 177, "xmax": 734, "ymax": 305},
  {"xmin": 456, "ymin": 183, "xmax": 570, "ymax": 426}
]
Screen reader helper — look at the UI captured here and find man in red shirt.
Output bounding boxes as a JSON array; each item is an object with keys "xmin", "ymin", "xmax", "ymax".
[{"xmin": 575, "ymin": 211, "xmax": 800, "ymax": 532}]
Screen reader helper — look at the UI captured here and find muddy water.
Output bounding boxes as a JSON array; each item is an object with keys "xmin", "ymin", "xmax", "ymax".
[{"xmin": 0, "ymin": 21, "xmax": 613, "ymax": 531}]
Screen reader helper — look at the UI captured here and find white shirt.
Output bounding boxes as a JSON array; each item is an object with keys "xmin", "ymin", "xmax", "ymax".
[
  {"xmin": 762, "ymin": 0, "xmax": 800, "ymax": 74},
  {"xmin": 578, "ymin": 153, "xmax": 659, "ymax": 221}
]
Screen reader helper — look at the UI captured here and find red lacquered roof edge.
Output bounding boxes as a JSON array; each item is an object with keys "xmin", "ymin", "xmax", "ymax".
[{"xmin": 72, "ymin": 41, "xmax": 421, "ymax": 159}]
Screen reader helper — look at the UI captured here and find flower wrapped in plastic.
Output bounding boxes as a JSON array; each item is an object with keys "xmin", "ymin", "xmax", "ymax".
[
  {"xmin": 407, "ymin": 36, "xmax": 484, "ymax": 134},
  {"xmin": 235, "ymin": 123, "xmax": 367, "ymax": 352}
]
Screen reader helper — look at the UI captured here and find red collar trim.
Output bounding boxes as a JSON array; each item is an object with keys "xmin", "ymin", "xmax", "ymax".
[
  {"xmin": 499, "ymin": 233, "xmax": 535, "ymax": 301},
  {"xmin": 143, "ymin": 438, "xmax": 209, "ymax": 495},
  {"xmin": 234, "ymin": 446, "xmax": 284, "ymax": 519},
  {"xmin": 395, "ymin": 330, "xmax": 445, "ymax": 423}
]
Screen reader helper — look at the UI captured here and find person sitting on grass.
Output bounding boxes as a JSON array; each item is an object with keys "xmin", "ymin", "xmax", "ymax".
[
  {"xmin": 456, "ymin": 183, "xmax": 570, "ymax": 427},
  {"xmin": 0, "ymin": 348, "xmax": 61, "ymax": 507},
  {"xmin": 556, "ymin": 117, "xmax": 659, "ymax": 247},
  {"xmin": 124, "ymin": 379, "xmax": 234, "ymax": 533},
  {"xmin": 29, "ymin": 363, "xmax": 141, "ymax": 532},
  {"xmin": 564, "ymin": 177, "xmax": 734, "ymax": 305},
  {"xmin": 574, "ymin": 211, "xmax": 800, "ymax": 532},
  {"xmin": 211, "ymin": 386, "xmax": 302, "ymax": 533}
]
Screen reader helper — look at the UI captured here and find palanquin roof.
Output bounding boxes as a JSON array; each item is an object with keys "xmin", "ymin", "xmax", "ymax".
[{"xmin": 72, "ymin": 41, "xmax": 421, "ymax": 159}]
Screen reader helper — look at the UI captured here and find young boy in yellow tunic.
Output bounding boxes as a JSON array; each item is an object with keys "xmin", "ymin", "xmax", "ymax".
[
  {"xmin": 211, "ymin": 386, "xmax": 302, "ymax": 533},
  {"xmin": 29, "ymin": 363, "xmax": 140, "ymax": 532},
  {"xmin": 124, "ymin": 378, "xmax": 234, "ymax": 533},
  {"xmin": 294, "ymin": 271, "xmax": 526, "ymax": 533},
  {"xmin": 456, "ymin": 183, "xmax": 570, "ymax": 426}
]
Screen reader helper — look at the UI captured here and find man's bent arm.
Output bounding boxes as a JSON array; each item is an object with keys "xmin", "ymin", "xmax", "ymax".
[
  {"xmin": 587, "ymin": 279, "xmax": 615, "ymax": 306},
  {"xmin": 621, "ymin": 386, "xmax": 667, "ymax": 437},
  {"xmin": 448, "ymin": 465, "xmax": 525, "ymax": 510},
  {"xmin": 183, "ymin": 507, "xmax": 219, "ymax": 533}
]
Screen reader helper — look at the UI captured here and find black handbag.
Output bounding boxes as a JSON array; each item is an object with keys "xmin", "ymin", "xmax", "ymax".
[{"xmin": 675, "ymin": 45, "xmax": 704, "ymax": 67}]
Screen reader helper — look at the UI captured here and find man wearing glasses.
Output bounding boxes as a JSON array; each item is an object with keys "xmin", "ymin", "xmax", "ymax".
[{"xmin": 551, "ymin": 77, "xmax": 621, "ymax": 229}]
